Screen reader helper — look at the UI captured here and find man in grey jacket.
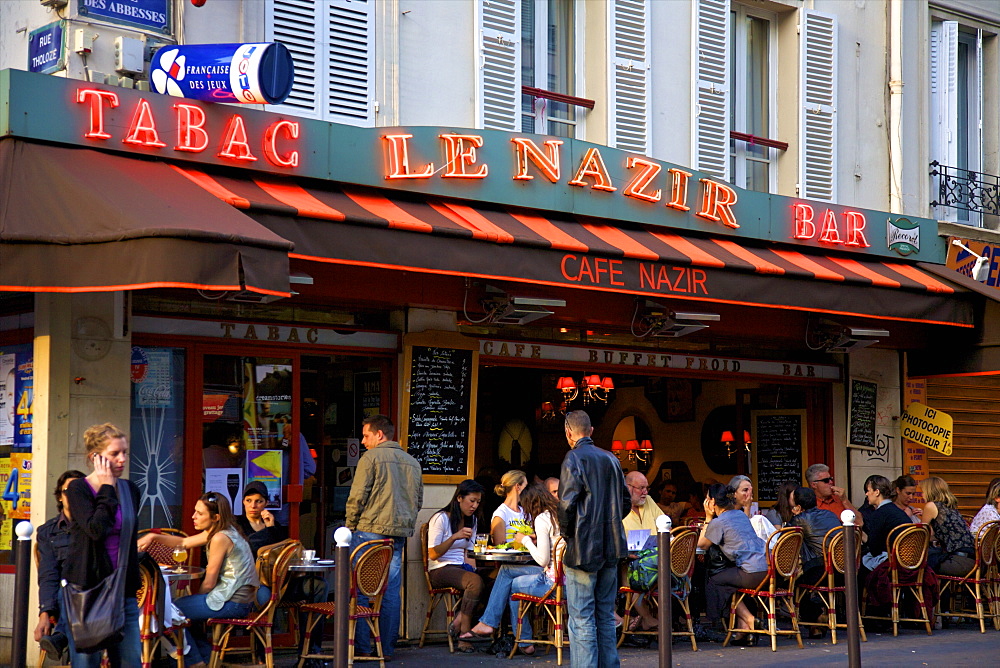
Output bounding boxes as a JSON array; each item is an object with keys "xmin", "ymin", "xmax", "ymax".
[
  {"xmin": 559, "ymin": 410, "xmax": 629, "ymax": 668},
  {"xmin": 346, "ymin": 414, "xmax": 423, "ymax": 660}
]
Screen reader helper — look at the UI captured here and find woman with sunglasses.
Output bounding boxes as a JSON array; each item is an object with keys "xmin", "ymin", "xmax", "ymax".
[
  {"xmin": 34, "ymin": 469, "xmax": 86, "ymax": 662},
  {"xmin": 63, "ymin": 423, "xmax": 142, "ymax": 667},
  {"xmin": 140, "ymin": 493, "xmax": 259, "ymax": 668}
]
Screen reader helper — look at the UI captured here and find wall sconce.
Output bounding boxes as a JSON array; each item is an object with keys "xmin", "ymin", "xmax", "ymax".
[
  {"xmin": 558, "ymin": 374, "xmax": 614, "ymax": 405},
  {"xmin": 720, "ymin": 430, "xmax": 751, "ymax": 458},
  {"xmin": 613, "ymin": 439, "xmax": 653, "ymax": 468}
]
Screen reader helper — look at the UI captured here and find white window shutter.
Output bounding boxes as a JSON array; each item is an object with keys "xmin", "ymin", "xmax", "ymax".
[
  {"xmin": 694, "ymin": 0, "xmax": 730, "ymax": 180},
  {"xmin": 326, "ymin": 0, "xmax": 376, "ymax": 126},
  {"xmin": 799, "ymin": 10, "xmax": 837, "ymax": 201},
  {"xmin": 477, "ymin": 0, "xmax": 520, "ymax": 131},
  {"xmin": 609, "ymin": 0, "xmax": 649, "ymax": 154},
  {"xmin": 930, "ymin": 21, "xmax": 958, "ymax": 169},
  {"xmin": 267, "ymin": 0, "xmax": 322, "ymax": 118}
]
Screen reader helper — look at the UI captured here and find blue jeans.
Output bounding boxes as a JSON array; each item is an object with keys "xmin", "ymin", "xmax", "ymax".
[
  {"xmin": 350, "ymin": 531, "xmax": 404, "ymax": 658},
  {"xmin": 510, "ymin": 572, "xmax": 554, "ymax": 644},
  {"xmin": 478, "ymin": 564, "xmax": 542, "ymax": 629},
  {"xmin": 565, "ymin": 562, "xmax": 620, "ymax": 668},
  {"xmin": 67, "ymin": 596, "xmax": 141, "ymax": 668},
  {"xmin": 174, "ymin": 593, "xmax": 253, "ymax": 667}
]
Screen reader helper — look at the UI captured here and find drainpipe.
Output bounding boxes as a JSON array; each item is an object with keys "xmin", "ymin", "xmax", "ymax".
[{"xmin": 888, "ymin": 0, "xmax": 904, "ymax": 214}]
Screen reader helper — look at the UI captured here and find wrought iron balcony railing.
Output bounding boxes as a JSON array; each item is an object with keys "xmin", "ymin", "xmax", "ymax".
[{"xmin": 930, "ymin": 161, "xmax": 1000, "ymax": 217}]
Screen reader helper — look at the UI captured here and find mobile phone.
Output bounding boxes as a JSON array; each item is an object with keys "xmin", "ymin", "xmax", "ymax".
[{"xmin": 463, "ymin": 515, "xmax": 475, "ymax": 529}]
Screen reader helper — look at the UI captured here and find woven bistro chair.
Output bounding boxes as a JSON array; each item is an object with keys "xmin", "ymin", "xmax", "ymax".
[
  {"xmin": 862, "ymin": 523, "xmax": 933, "ymax": 636},
  {"xmin": 795, "ymin": 525, "xmax": 866, "ymax": 644},
  {"xmin": 509, "ymin": 538, "xmax": 568, "ymax": 665},
  {"xmin": 725, "ymin": 526, "xmax": 804, "ymax": 652},
  {"xmin": 207, "ymin": 539, "xmax": 301, "ymax": 668},
  {"xmin": 937, "ymin": 520, "xmax": 1000, "ymax": 633},
  {"xmin": 138, "ymin": 557, "xmax": 188, "ymax": 668},
  {"xmin": 296, "ymin": 538, "xmax": 394, "ymax": 667},
  {"xmin": 418, "ymin": 522, "xmax": 461, "ymax": 652},
  {"xmin": 617, "ymin": 526, "xmax": 698, "ymax": 651},
  {"xmin": 138, "ymin": 528, "xmax": 194, "ymax": 596}
]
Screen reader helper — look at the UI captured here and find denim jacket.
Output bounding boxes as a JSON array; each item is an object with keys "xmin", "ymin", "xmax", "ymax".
[{"xmin": 36, "ymin": 514, "xmax": 73, "ymax": 617}]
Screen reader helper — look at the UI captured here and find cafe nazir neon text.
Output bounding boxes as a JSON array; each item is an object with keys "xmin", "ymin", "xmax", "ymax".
[
  {"xmin": 382, "ymin": 134, "xmax": 739, "ymax": 229},
  {"xmin": 75, "ymin": 88, "xmax": 300, "ymax": 168}
]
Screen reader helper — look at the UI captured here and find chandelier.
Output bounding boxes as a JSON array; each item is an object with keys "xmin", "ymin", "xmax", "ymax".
[{"xmin": 557, "ymin": 374, "xmax": 615, "ymax": 405}]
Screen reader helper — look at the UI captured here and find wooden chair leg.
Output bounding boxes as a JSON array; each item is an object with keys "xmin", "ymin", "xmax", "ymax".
[
  {"xmin": 789, "ymin": 597, "xmax": 803, "ymax": 649},
  {"xmin": 768, "ymin": 597, "xmax": 777, "ymax": 652},
  {"xmin": 173, "ymin": 627, "xmax": 186, "ymax": 668},
  {"xmin": 723, "ymin": 594, "xmax": 739, "ymax": 647}
]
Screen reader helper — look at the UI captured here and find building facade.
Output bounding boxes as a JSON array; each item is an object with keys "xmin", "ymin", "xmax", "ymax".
[{"xmin": 0, "ymin": 0, "xmax": 998, "ymax": 657}]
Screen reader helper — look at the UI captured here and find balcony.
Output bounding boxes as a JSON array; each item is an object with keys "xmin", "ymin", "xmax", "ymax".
[{"xmin": 930, "ymin": 162, "xmax": 1000, "ymax": 217}]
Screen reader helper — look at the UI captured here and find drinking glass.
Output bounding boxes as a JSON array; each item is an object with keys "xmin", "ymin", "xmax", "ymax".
[{"xmin": 172, "ymin": 546, "xmax": 188, "ymax": 573}]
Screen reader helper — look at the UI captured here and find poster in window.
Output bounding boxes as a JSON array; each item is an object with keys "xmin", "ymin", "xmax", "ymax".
[
  {"xmin": 205, "ymin": 468, "xmax": 243, "ymax": 514},
  {"xmin": 0, "ymin": 456, "xmax": 10, "ymax": 549},
  {"xmin": 134, "ymin": 348, "xmax": 173, "ymax": 407},
  {"xmin": 0, "ymin": 354, "xmax": 15, "ymax": 446},
  {"xmin": 5, "ymin": 452, "xmax": 31, "ymax": 519},
  {"xmin": 243, "ymin": 363, "xmax": 291, "ymax": 449},
  {"xmin": 246, "ymin": 449, "xmax": 282, "ymax": 508}
]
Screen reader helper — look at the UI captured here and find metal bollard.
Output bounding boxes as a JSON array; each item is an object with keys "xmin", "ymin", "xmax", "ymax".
[
  {"xmin": 840, "ymin": 510, "xmax": 861, "ymax": 668},
  {"xmin": 656, "ymin": 515, "xmax": 672, "ymax": 668},
  {"xmin": 333, "ymin": 527, "xmax": 353, "ymax": 668},
  {"xmin": 12, "ymin": 521, "xmax": 34, "ymax": 668}
]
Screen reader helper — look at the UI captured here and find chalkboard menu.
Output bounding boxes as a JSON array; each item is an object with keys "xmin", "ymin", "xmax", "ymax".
[
  {"xmin": 752, "ymin": 410, "xmax": 807, "ymax": 503},
  {"xmin": 849, "ymin": 379, "xmax": 877, "ymax": 449},
  {"xmin": 404, "ymin": 346, "xmax": 473, "ymax": 478}
]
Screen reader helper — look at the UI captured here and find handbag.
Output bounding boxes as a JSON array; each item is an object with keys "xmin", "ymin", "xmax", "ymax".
[
  {"xmin": 705, "ymin": 543, "xmax": 737, "ymax": 578},
  {"xmin": 60, "ymin": 480, "xmax": 135, "ymax": 653}
]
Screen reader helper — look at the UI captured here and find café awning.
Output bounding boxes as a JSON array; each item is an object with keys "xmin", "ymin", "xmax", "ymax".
[
  {"xmin": 171, "ymin": 165, "xmax": 976, "ymax": 328},
  {"xmin": 0, "ymin": 140, "xmax": 292, "ymax": 296}
]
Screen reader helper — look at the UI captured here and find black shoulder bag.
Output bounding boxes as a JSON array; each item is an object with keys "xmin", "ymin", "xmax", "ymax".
[{"xmin": 60, "ymin": 480, "xmax": 135, "ymax": 653}]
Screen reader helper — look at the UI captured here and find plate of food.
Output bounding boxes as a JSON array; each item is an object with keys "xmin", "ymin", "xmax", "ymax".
[{"xmin": 487, "ymin": 548, "xmax": 524, "ymax": 554}]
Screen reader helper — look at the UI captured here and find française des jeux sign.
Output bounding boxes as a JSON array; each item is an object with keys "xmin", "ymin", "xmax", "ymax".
[{"xmin": 0, "ymin": 69, "xmax": 943, "ymax": 261}]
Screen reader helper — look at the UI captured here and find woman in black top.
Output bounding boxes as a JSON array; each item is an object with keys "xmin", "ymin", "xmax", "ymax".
[
  {"xmin": 63, "ymin": 423, "xmax": 142, "ymax": 667},
  {"xmin": 34, "ymin": 469, "xmax": 85, "ymax": 659}
]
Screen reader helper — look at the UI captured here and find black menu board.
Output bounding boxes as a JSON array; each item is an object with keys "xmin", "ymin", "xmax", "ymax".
[
  {"xmin": 752, "ymin": 410, "xmax": 807, "ymax": 503},
  {"xmin": 404, "ymin": 346, "xmax": 473, "ymax": 478},
  {"xmin": 849, "ymin": 379, "xmax": 877, "ymax": 449}
]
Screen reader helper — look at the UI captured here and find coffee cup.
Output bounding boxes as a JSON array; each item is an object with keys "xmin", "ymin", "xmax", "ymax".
[{"xmin": 303, "ymin": 549, "xmax": 316, "ymax": 561}]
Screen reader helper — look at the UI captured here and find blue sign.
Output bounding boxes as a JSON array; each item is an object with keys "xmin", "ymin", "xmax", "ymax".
[
  {"xmin": 149, "ymin": 43, "xmax": 294, "ymax": 104},
  {"xmin": 28, "ymin": 22, "xmax": 64, "ymax": 74},
  {"xmin": 80, "ymin": 0, "xmax": 170, "ymax": 33}
]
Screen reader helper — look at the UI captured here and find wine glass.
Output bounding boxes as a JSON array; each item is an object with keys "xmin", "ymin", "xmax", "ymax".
[{"xmin": 172, "ymin": 546, "xmax": 188, "ymax": 573}]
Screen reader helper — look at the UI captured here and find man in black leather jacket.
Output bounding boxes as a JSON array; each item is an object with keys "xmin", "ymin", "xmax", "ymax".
[{"xmin": 558, "ymin": 410, "xmax": 629, "ymax": 667}]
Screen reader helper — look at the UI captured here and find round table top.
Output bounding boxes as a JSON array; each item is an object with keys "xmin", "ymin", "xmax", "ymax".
[
  {"xmin": 467, "ymin": 549, "xmax": 535, "ymax": 564},
  {"xmin": 289, "ymin": 559, "xmax": 337, "ymax": 571},
  {"xmin": 160, "ymin": 566, "xmax": 205, "ymax": 580}
]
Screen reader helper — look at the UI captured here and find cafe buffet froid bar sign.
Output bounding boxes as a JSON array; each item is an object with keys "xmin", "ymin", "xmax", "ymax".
[
  {"xmin": 0, "ymin": 69, "xmax": 942, "ymax": 261},
  {"xmin": 479, "ymin": 340, "xmax": 841, "ymax": 381}
]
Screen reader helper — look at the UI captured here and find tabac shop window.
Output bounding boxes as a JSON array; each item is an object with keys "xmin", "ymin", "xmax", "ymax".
[
  {"xmin": 729, "ymin": 4, "xmax": 776, "ymax": 193},
  {"xmin": 521, "ymin": 0, "xmax": 578, "ymax": 137}
]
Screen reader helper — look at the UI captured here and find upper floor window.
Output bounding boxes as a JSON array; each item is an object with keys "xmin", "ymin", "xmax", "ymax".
[
  {"xmin": 521, "ymin": 0, "xmax": 577, "ymax": 137},
  {"xmin": 729, "ymin": 5, "xmax": 775, "ymax": 192}
]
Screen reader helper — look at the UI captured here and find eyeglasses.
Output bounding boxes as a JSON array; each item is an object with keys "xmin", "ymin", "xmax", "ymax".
[
  {"xmin": 627, "ymin": 484, "xmax": 649, "ymax": 492},
  {"xmin": 811, "ymin": 477, "xmax": 834, "ymax": 485}
]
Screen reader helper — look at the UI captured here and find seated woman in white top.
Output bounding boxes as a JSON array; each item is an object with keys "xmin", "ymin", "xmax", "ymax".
[
  {"xmin": 970, "ymin": 477, "xmax": 1000, "ymax": 538},
  {"xmin": 426, "ymin": 479, "xmax": 486, "ymax": 653},
  {"xmin": 491, "ymin": 469, "xmax": 528, "ymax": 546},
  {"xmin": 138, "ymin": 492, "xmax": 259, "ymax": 668},
  {"xmin": 463, "ymin": 484, "xmax": 560, "ymax": 655}
]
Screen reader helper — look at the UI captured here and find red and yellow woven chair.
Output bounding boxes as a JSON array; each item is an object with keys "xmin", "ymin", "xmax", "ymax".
[
  {"xmin": 508, "ymin": 538, "xmax": 568, "ymax": 665},
  {"xmin": 937, "ymin": 520, "xmax": 1000, "ymax": 633},
  {"xmin": 418, "ymin": 522, "xmax": 461, "ymax": 652},
  {"xmin": 296, "ymin": 538, "xmax": 394, "ymax": 667},
  {"xmin": 617, "ymin": 526, "xmax": 698, "ymax": 651},
  {"xmin": 207, "ymin": 540, "xmax": 300, "ymax": 668},
  {"xmin": 862, "ymin": 523, "xmax": 933, "ymax": 636},
  {"xmin": 138, "ymin": 558, "xmax": 188, "ymax": 668},
  {"xmin": 725, "ymin": 526, "xmax": 804, "ymax": 652},
  {"xmin": 795, "ymin": 525, "xmax": 866, "ymax": 644}
]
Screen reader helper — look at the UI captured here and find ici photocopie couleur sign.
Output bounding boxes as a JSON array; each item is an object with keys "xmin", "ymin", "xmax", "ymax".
[{"xmin": 900, "ymin": 402, "xmax": 953, "ymax": 455}]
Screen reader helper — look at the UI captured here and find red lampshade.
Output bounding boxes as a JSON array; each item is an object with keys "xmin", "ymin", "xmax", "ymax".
[
  {"xmin": 743, "ymin": 430, "xmax": 752, "ymax": 444},
  {"xmin": 587, "ymin": 374, "xmax": 602, "ymax": 388},
  {"xmin": 601, "ymin": 376, "xmax": 615, "ymax": 390},
  {"xmin": 612, "ymin": 440, "xmax": 624, "ymax": 451},
  {"xmin": 541, "ymin": 401, "xmax": 554, "ymax": 412},
  {"xmin": 640, "ymin": 439, "xmax": 653, "ymax": 451},
  {"xmin": 720, "ymin": 430, "xmax": 735, "ymax": 443},
  {"xmin": 626, "ymin": 439, "xmax": 640, "ymax": 451},
  {"xmin": 557, "ymin": 376, "xmax": 577, "ymax": 390}
]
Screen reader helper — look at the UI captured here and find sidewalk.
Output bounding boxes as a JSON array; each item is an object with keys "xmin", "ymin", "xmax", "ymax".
[{"xmin": 265, "ymin": 624, "xmax": 1000, "ymax": 667}]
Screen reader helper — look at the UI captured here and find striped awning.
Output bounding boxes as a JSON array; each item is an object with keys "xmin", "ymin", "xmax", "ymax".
[{"xmin": 172, "ymin": 165, "xmax": 974, "ymax": 328}]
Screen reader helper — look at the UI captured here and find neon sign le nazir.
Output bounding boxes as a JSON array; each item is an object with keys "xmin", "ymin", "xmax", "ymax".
[{"xmin": 75, "ymin": 88, "xmax": 300, "ymax": 169}]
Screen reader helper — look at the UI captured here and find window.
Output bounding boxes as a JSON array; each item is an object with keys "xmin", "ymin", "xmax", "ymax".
[
  {"xmin": 729, "ymin": 5, "xmax": 774, "ymax": 192},
  {"xmin": 266, "ymin": 0, "xmax": 376, "ymax": 126},
  {"xmin": 521, "ymin": 0, "xmax": 577, "ymax": 136}
]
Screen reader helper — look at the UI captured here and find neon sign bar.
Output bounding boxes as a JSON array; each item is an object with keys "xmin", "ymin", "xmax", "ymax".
[{"xmin": 0, "ymin": 70, "xmax": 942, "ymax": 259}]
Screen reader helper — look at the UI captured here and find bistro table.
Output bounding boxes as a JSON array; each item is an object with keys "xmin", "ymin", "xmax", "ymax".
[
  {"xmin": 160, "ymin": 565, "xmax": 205, "ymax": 597},
  {"xmin": 467, "ymin": 549, "xmax": 535, "ymax": 564},
  {"xmin": 289, "ymin": 558, "xmax": 337, "ymax": 573}
]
